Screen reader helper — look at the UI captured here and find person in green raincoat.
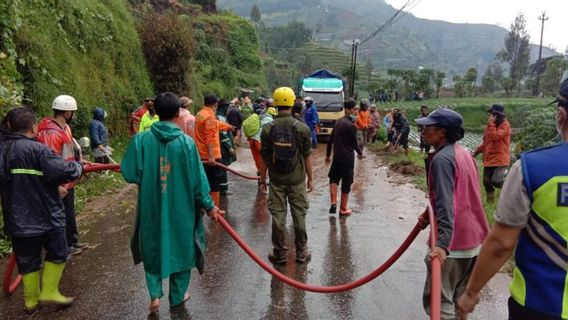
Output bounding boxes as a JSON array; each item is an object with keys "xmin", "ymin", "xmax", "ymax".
[
  {"xmin": 217, "ymin": 99, "xmax": 237, "ymax": 196},
  {"xmin": 121, "ymin": 92, "xmax": 224, "ymax": 314}
]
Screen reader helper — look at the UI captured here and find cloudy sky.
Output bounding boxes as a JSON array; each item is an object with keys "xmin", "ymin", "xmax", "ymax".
[{"xmin": 386, "ymin": 0, "xmax": 567, "ymax": 53}]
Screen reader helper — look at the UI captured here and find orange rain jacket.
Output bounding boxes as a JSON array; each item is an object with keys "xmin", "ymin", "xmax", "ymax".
[
  {"xmin": 356, "ymin": 110, "xmax": 370, "ymax": 130},
  {"xmin": 474, "ymin": 120, "xmax": 511, "ymax": 167},
  {"xmin": 194, "ymin": 107, "xmax": 232, "ymax": 160}
]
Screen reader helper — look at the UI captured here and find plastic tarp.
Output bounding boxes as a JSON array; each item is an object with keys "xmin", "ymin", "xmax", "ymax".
[{"xmin": 307, "ymin": 69, "xmax": 342, "ymax": 79}]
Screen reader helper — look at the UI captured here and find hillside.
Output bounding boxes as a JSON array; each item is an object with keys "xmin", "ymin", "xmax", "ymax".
[{"xmin": 219, "ymin": 0, "xmax": 558, "ymax": 75}]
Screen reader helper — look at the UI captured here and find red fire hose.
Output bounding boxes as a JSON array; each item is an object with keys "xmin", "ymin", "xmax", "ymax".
[
  {"xmin": 2, "ymin": 162, "xmax": 441, "ymax": 320},
  {"xmin": 201, "ymin": 161, "xmax": 259, "ymax": 181}
]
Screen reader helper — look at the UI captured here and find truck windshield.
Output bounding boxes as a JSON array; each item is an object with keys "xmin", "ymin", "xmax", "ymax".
[{"xmin": 306, "ymin": 92, "xmax": 343, "ymax": 112}]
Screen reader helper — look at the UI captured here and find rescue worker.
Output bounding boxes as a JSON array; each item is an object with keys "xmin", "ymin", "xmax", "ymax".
[
  {"xmin": 241, "ymin": 96, "xmax": 254, "ymax": 120},
  {"xmin": 355, "ymin": 99, "xmax": 371, "ymax": 152},
  {"xmin": 130, "ymin": 98, "xmax": 154, "ymax": 136},
  {"xmin": 368, "ymin": 104, "xmax": 382, "ymax": 143},
  {"xmin": 0, "ymin": 107, "xmax": 83, "ymax": 313},
  {"xmin": 457, "ymin": 78, "xmax": 568, "ymax": 320},
  {"xmin": 260, "ymin": 87, "xmax": 313, "ymax": 264},
  {"xmin": 473, "ymin": 104, "xmax": 511, "ymax": 203},
  {"xmin": 89, "ymin": 107, "xmax": 110, "ymax": 164},
  {"xmin": 175, "ymin": 96, "xmax": 195, "ymax": 137},
  {"xmin": 415, "ymin": 108, "xmax": 489, "ymax": 320},
  {"xmin": 227, "ymin": 98, "xmax": 244, "ymax": 146},
  {"xmin": 37, "ymin": 95, "xmax": 88, "ymax": 256},
  {"xmin": 326, "ymin": 98, "xmax": 363, "ymax": 216},
  {"xmin": 392, "ymin": 109, "xmax": 411, "ymax": 155},
  {"xmin": 194, "ymin": 94, "xmax": 234, "ymax": 207},
  {"xmin": 247, "ymin": 105, "xmax": 277, "ymax": 193},
  {"xmin": 121, "ymin": 92, "xmax": 224, "ymax": 314},
  {"xmin": 291, "ymin": 102, "xmax": 305, "ymax": 123},
  {"xmin": 139, "ymin": 101, "xmax": 160, "ymax": 133},
  {"xmin": 217, "ymin": 99, "xmax": 237, "ymax": 196},
  {"xmin": 303, "ymin": 97, "xmax": 319, "ymax": 149},
  {"xmin": 417, "ymin": 105, "xmax": 432, "ymax": 154}
]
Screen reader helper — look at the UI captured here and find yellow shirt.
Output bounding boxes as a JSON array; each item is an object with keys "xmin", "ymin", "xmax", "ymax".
[{"xmin": 139, "ymin": 112, "xmax": 160, "ymax": 132}]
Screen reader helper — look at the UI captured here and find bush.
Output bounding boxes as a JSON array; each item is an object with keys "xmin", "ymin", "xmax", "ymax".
[{"xmin": 515, "ymin": 107, "xmax": 559, "ymax": 152}]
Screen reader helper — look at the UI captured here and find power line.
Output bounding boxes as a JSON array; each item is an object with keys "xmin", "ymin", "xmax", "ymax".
[{"xmin": 360, "ymin": 0, "xmax": 421, "ymax": 45}]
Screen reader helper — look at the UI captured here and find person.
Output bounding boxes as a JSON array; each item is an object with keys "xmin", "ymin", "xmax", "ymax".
[
  {"xmin": 241, "ymin": 96, "xmax": 254, "ymax": 120},
  {"xmin": 175, "ymin": 96, "xmax": 195, "ymax": 138},
  {"xmin": 194, "ymin": 94, "xmax": 234, "ymax": 208},
  {"xmin": 473, "ymin": 104, "xmax": 511, "ymax": 203},
  {"xmin": 37, "ymin": 95, "xmax": 87, "ymax": 256},
  {"xmin": 121, "ymin": 92, "xmax": 224, "ymax": 314},
  {"xmin": 217, "ymin": 99, "xmax": 237, "ymax": 196},
  {"xmin": 227, "ymin": 98, "xmax": 244, "ymax": 146},
  {"xmin": 457, "ymin": 78, "xmax": 568, "ymax": 320},
  {"xmin": 260, "ymin": 87, "xmax": 313, "ymax": 265},
  {"xmin": 247, "ymin": 106, "xmax": 277, "ymax": 192},
  {"xmin": 326, "ymin": 98, "xmax": 363, "ymax": 216},
  {"xmin": 0, "ymin": 107, "xmax": 83, "ymax": 313},
  {"xmin": 415, "ymin": 108, "xmax": 489, "ymax": 320},
  {"xmin": 417, "ymin": 105, "xmax": 432, "ymax": 154},
  {"xmin": 139, "ymin": 101, "xmax": 160, "ymax": 133},
  {"xmin": 130, "ymin": 98, "xmax": 154, "ymax": 136},
  {"xmin": 368, "ymin": 104, "xmax": 382, "ymax": 143},
  {"xmin": 291, "ymin": 102, "xmax": 305, "ymax": 123},
  {"xmin": 355, "ymin": 99, "xmax": 371, "ymax": 153},
  {"xmin": 303, "ymin": 97, "xmax": 319, "ymax": 149},
  {"xmin": 89, "ymin": 107, "xmax": 110, "ymax": 164},
  {"xmin": 383, "ymin": 109, "xmax": 393, "ymax": 139},
  {"xmin": 392, "ymin": 109, "xmax": 411, "ymax": 155}
]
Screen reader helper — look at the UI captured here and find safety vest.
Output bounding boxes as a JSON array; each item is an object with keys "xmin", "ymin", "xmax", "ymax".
[{"xmin": 514, "ymin": 143, "xmax": 568, "ymax": 318}]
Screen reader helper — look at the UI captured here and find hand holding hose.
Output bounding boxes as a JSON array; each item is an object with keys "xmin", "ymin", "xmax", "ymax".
[{"xmin": 207, "ymin": 206, "xmax": 225, "ymax": 222}]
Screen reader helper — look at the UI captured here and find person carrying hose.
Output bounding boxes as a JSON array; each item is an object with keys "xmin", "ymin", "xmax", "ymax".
[
  {"xmin": 0, "ymin": 107, "xmax": 83, "ymax": 313},
  {"xmin": 458, "ymin": 77, "xmax": 568, "ymax": 320},
  {"xmin": 121, "ymin": 93, "xmax": 224, "ymax": 314},
  {"xmin": 415, "ymin": 108, "xmax": 489, "ymax": 319}
]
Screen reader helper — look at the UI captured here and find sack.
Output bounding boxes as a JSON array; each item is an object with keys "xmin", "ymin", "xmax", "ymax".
[
  {"xmin": 267, "ymin": 120, "xmax": 299, "ymax": 174},
  {"xmin": 242, "ymin": 113, "xmax": 261, "ymax": 138}
]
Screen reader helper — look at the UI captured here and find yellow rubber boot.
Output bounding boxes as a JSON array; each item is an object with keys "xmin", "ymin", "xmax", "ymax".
[
  {"xmin": 39, "ymin": 262, "xmax": 74, "ymax": 307},
  {"xmin": 23, "ymin": 271, "xmax": 40, "ymax": 313}
]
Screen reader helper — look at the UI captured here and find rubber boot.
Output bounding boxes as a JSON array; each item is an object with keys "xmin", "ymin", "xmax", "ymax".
[
  {"xmin": 486, "ymin": 191, "xmax": 495, "ymax": 203},
  {"xmin": 39, "ymin": 262, "xmax": 74, "ymax": 307},
  {"xmin": 339, "ymin": 193, "xmax": 352, "ymax": 216},
  {"xmin": 210, "ymin": 191, "xmax": 220, "ymax": 208},
  {"xmin": 329, "ymin": 184, "xmax": 338, "ymax": 214},
  {"xmin": 23, "ymin": 271, "xmax": 40, "ymax": 313}
]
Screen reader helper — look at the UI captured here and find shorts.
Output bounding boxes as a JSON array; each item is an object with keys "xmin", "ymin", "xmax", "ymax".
[
  {"xmin": 203, "ymin": 162, "xmax": 224, "ymax": 192},
  {"xmin": 328, "ymin": 160, "xmax": 354, "ymax": 193},
  {"xmin": 508, "ymin": 297, "xmax": 559, "ymax": 320},
  {"xmin": 11, "ymin": 232, "xmax": 68, "ymax": 274},
  {"xmin": 396, "ymin": 128, "xmax": 410, "ymax": 149}
]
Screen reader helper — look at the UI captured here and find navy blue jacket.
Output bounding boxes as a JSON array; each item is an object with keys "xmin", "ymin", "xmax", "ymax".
[
  {"xmin": 0, "ymin": 134, "xmax": 83, "ymax": 237},
  {"xmin": 89, "ymin": 107, "xmax": 108, "ymax": 149}
]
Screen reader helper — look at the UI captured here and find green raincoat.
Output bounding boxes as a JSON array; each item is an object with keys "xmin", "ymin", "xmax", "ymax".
[{"xmin": 122, "ymin": 121, "xmax": 214, "ymax": 279}]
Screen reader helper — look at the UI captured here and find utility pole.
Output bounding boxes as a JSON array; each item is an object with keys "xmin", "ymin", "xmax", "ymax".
[
  {"xmin": 349, "ymin": 41, "xmax": 355, "ymax": 98},
  {"xmin": 349, "ymin": 40, "xmax": 359, "ymax": 98},
  {"xmin": 534, "ymin": 11, "xmax": 549, "ymax": 96}
]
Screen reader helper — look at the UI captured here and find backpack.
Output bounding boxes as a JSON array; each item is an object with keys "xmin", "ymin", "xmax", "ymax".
[
  {"xmin": 242, "ymin": 113, "xmax": 261, "ymax": 138},
  {"xmin": 267, "ymin": 120, "xmax": 300, "ymax": 174}
]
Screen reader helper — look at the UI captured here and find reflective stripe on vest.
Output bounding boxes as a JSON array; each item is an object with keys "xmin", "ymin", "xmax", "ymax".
[
  {"xmin": 10, "ymin": 168, "xmax": 44, "ymax": 176},
  {"xmin": 515, "ymin": 144, "xmax": 568, "ymax": 318}
]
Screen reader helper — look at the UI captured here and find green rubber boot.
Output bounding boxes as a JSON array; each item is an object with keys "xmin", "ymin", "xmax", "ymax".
[
  {"xmin": 22, "ymin": 271, "xmax": 40, "ymax": 313},
  {"xmin": 38, "ymin": 262, "xmax": 74, "ymax": 307}
]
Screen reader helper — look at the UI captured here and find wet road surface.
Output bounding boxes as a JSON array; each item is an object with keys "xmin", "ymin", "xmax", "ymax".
[{"xmin": 0, "ymin": 146, "xmax": 510, "ymax": 319}]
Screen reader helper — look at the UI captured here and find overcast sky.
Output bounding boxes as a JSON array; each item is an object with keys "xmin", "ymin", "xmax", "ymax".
[{"xmin": 386, "ymin": 0, "xmax": 567, "ymax": 53}]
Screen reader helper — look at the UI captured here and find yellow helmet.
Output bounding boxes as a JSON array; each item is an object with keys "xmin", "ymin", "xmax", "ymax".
[
  {"xmin": 273, "ymin": 87, "xmax": 295, "ymax": 108},
  {"xmin": 266, "ymin": 107, "xmax": 278, "ymax": 116}
]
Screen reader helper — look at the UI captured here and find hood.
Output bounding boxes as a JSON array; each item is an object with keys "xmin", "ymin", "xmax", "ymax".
[
  {"xmin": 38, "ymin": 117, "xmax": 63, "ymax": 133},
  {"xmin": 150, "ymin": 121, "xmax": 183, "ymax": 142},
  {"xmin": 93, "ymin": 107, "xmax": 105, "ymax": 121}
]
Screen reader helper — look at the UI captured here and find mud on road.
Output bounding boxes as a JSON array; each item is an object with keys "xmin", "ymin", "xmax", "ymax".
[{"xmin": 0, "ymin": 146, "xmax": 510, "ymax": 320}]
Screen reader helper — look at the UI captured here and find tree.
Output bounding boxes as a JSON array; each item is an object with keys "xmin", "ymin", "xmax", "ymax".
[
  {"xmin": 250, "ymin": 4, "xmax": 261, "ymax": 23},
  {"xmin": 463, "ymin": 68, "xmax": 478, "ymax": 96},
  {"xmin": 541, "ymin": 57, "xmax": 568, "ymax": 96},
  {"xmin": 481, "ymin": 67, "xmax": 497, "ymax": 94},
  {"xmin": 434, "ymin": 71, "xmax": 446, "ymax": 98},
  {"xmin": 497, "ymin": 13, "xmax": 531, "ymax": 96}
]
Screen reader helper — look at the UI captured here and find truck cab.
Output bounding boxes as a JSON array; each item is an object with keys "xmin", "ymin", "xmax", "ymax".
[{"xmin": 300, "ymin": 70, "xmax": 345, "ymax": 136}]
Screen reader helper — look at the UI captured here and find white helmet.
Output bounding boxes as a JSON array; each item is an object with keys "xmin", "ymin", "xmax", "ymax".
[{"xmin": 52, "ymin": 95, "xmax": 78, "ymax": 111}]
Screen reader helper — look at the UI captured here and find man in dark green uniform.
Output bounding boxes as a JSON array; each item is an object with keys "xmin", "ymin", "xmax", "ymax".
[
  {"xmin": 217, "ymin": 99, "xmax": 237, "ymax": 196},
  {"xmin": 260, "ymin": 87, "xmax": 314, "ymax": 265}
]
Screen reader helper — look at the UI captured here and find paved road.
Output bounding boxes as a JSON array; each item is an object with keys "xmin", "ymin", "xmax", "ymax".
[{"xmin": 0, "ymin": 146, "xmax": 510, "ymax": 319}]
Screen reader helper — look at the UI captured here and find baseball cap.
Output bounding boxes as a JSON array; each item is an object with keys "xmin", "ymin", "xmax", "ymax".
[
  {"xmin": 415, "ymin": 108, "xmax": 463, "ymax": 128},
  {"xmin": 488, "ymin": 104, "xmax": 506, "ymax": 116},
  {"xmin": 552, "ymin": 77, "xmax": 568, "ymax": 108}
]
